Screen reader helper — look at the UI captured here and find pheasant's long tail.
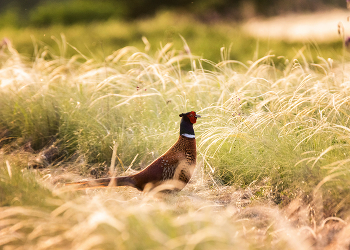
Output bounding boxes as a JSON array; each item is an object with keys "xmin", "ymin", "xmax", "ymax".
[{"xmin": 64, "ymin": 176, "xmax": 136, "ymax": 190}]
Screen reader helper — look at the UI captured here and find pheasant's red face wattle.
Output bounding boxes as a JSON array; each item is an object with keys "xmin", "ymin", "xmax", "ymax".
[{"xmin": 187, "ymin": 111, "xmax": 197, "ymax": 124}]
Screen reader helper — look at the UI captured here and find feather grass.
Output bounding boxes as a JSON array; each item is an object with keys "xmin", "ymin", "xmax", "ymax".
[{"xmin": 1, "ymin": 40, "xmax": 350, "ymax": 249}]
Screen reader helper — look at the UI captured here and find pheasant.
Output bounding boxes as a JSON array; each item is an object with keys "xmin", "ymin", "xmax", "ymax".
[{"xmin": 66, "ymin": 111, "xmax": 200, "ymax": 192}]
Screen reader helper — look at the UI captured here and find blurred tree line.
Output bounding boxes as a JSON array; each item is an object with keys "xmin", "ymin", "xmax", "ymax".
[{"xmin": 0, "ymin": 0, "xmax": 346, "ymax": 27}]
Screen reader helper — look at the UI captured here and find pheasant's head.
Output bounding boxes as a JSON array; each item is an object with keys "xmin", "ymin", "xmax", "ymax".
[{"xmin": 179, "ymin": 111, "xmax": 201, "ymax": 124}]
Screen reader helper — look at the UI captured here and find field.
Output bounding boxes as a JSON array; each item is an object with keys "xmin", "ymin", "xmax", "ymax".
[{"xmin": 1, "ymin": 11, "xmax": 350, "ymax": 249}]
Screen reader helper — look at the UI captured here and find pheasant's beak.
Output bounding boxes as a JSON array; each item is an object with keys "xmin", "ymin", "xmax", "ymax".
[{"xmin": 195, "ymin": 114, "xmax": 201, "ymax": 118}]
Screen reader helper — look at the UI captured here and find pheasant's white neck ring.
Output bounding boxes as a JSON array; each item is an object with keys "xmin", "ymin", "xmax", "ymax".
[{"xmin": 181, "ymin": 133, "xmax": 195, "ymax": 138}]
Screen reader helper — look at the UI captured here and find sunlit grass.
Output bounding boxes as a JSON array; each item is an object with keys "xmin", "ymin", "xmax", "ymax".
[
  {"xmin": 0, "ymin": 160, "xmax": 316, "ymax": 250},
  {"xmin": 1, "ymin": 37, "xmax": 350, "ymax": 248}
]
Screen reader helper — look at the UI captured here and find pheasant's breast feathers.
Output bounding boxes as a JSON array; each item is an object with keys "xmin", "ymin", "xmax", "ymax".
[
  {"xmin": 135, "ymin": 135, "xmax": 197, "ymax": 188},
  {"xmin": 167, "ymin": 136, "xmax": 197, "ymax": 164},
  {"xmin": 159, "ymin": 136, "xmax": 197, "ymax": 182}
]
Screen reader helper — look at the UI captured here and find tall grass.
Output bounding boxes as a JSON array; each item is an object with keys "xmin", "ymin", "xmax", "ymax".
[
  {"xmin": 198, "ymin": 55, "xmax": 350, "ymax": 213},
  {"xmin": 1, "ymin": 38, "xmax": 350, "ymax": 248}
]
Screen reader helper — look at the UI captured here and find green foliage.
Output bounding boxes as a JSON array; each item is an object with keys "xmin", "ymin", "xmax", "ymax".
[
  {"xmin": 0, "ymin": 83, "xmax": 59, "ymax": 150},
  {"xmin": 0, "ymin": 0, "xmax": 346, "ymax": 26},
  {"xmin": 0, "ymin": 12, "xmax": 344, "ymax": 65},
  {"xmin": 0, "ymin": 8, "xmax": 20, "ymax": 28},
  {"xmin": 0, "ymin": 159, "xmax": 56, "ymax": 208},
  {"xmin": 29, "ymin": 0, "xmax": 126, "ymax": 26}
]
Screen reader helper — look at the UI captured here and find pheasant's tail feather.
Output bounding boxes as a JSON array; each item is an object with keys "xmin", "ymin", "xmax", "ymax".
[
  {"xmin": 64, "ymin": 176, "xmax": 136, "ymax": 191},
  {"xmin": 64, "ymin": 178, "xmax": 114, "ymax": 190}
]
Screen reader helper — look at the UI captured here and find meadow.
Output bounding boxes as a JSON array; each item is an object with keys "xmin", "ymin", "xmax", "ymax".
[{"xmin": 1, "ymin": 13, "xmax": 350, "ymax": 249}]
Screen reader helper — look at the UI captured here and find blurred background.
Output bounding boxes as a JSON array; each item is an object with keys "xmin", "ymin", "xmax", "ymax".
[
  {"xmin": 0, "ymin": 0, "xmax": 346, "ymax": 24},
  {"xmin": 0, "ymin": 0, "xmax": 348, "ymax": 62}
]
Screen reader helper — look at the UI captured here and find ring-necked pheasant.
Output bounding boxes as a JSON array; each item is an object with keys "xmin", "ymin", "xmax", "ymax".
[{"xmin": 66, "ymin": 111, "xmax": 200, "ymax": 192}]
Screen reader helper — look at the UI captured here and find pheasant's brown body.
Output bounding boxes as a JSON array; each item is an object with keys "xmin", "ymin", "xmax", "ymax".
[
  {"xmin": 130, "ymin": 135, "xmax": 196, "ymax": 190},
  {"xmin": 66, "ymin": 111, "xmax": 200, "ymax": 192}
]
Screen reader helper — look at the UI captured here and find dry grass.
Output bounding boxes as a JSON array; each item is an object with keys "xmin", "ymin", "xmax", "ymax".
[{"xmin": 1, "ymin": 160, "xmax": 350, "ymax": 250}]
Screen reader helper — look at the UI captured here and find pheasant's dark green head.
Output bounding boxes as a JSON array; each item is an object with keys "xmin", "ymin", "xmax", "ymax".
[
  {"xmin": 179, "ymin": 111, "xmax": 200, "ymax": 138},
  {"xmin": 179, "ymin": 111, "xmax": 201, "ymax": 124}
]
